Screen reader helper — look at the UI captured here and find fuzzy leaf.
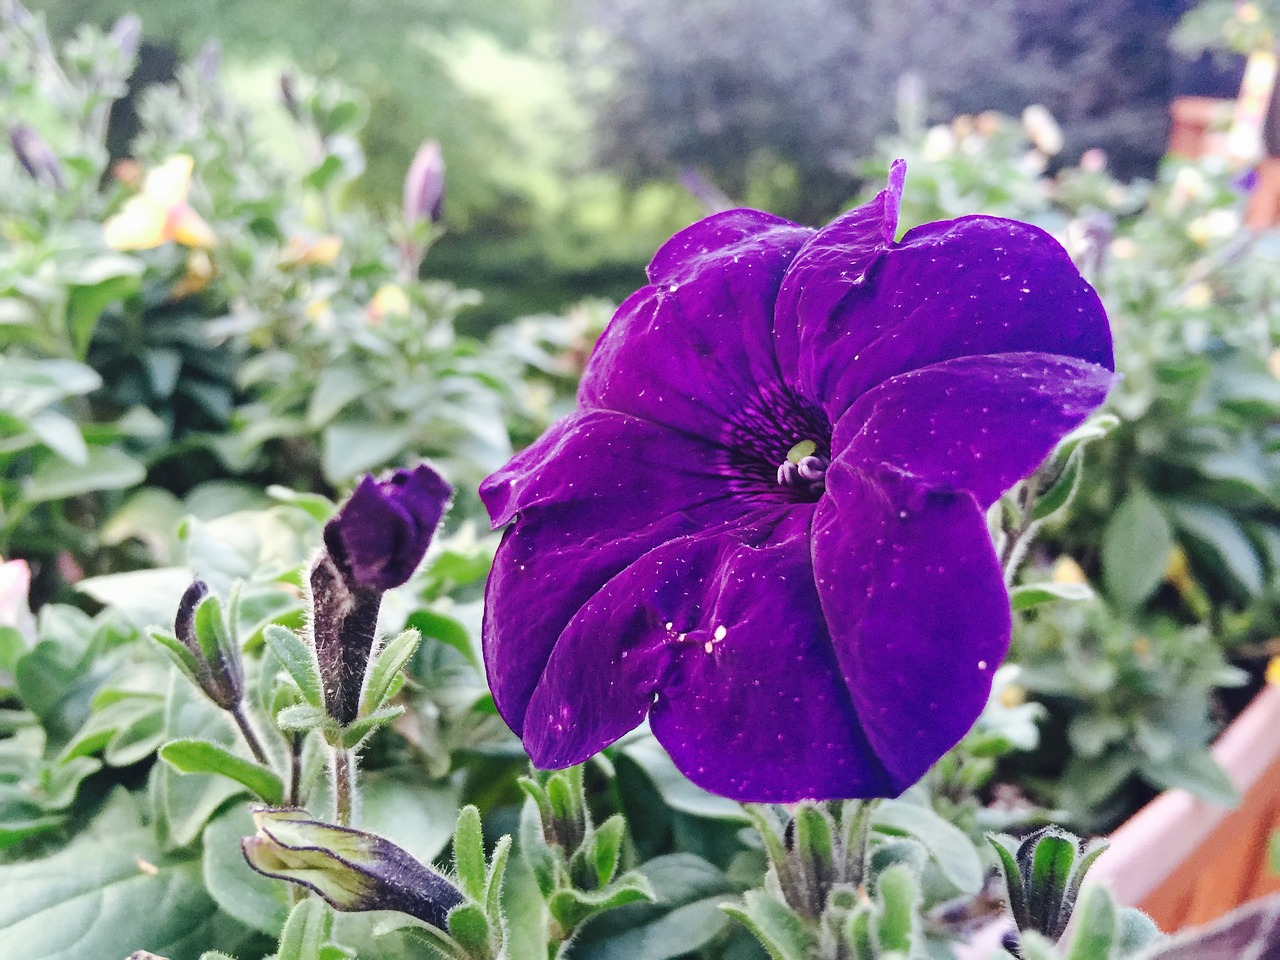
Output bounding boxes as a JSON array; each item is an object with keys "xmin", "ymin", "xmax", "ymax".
[
  {"xmin": 160, "ymin": 738, "xmax": 284, "ymax": 804},
  {"xmin": 263, "ymin": 625, "xmax": 324, "ymax": 708}
]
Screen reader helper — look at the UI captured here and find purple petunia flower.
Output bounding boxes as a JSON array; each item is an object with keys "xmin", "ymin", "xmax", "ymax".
[
  {"xmin": 312, "ymin": 463, "xmax": 451, "ymax": 725},
  {"xmin": 480, "ymin": 161, "xmax": 1113, "ymax": 802}
]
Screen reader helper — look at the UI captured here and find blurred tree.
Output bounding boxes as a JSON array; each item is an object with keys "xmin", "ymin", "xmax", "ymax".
[{"xmin": 573, "ymin": 0, "xmax": 1196, "ymax": 222}]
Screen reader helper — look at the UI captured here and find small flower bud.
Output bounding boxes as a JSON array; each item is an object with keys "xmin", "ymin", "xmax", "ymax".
[
  {"xmin": 989, "ymin": 826, "xmax": 1108, "ymax": 953},
  {"xmin": 9, "ymin": 123, "xmax": 65, "ymax": 190},
  {"xmin": 170, "ymin": 579, "xmax": 245, "ymax": 710},
  {"xmin": 310, "ymin": 463, "xmax": 451, "ymax": 726},
  {"xmin": 242, "ymin": 808, "xmax": 464, "ymax": 929},
  {"xmin": 403, "ymin": 140, "xmax": 445, "ymax": 227}
]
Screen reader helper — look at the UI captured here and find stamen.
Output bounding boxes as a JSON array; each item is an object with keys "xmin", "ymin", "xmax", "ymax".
[{"xmin": 776, "ymin": 444, "xmax": 829, "ymax": 498}]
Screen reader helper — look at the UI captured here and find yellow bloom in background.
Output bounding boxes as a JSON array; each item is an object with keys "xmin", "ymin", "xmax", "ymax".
[
  {"xmin": 1051, "ymin": 556, "xmax": 1088, "ymax": 585},
  {"xmin": 1180, "ymin": 282, "xmax": 1213, "ymax": 309},
  {"xmin": 170, "ymin": 250, "xmax": 215, "ymax": 300},
  {"xmin": 366, "ymin": 283, "xmax": 411, "ymax": 323},
  {"xmin": 1266, "ymin": 656, "xmax": 1280, "ymax": 687},
  {"xmin": 281, "ymin": 234, "xmax": 342, "ymax": 267},
  {"xmin": 104, "ymin": 155, "xmax": 216, "ymax": 251}
]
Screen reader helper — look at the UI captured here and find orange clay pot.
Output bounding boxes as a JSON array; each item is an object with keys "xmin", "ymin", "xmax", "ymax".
[{"xmin": 957, "ymin": 683, "xmax": 1280, "ymax": 958}]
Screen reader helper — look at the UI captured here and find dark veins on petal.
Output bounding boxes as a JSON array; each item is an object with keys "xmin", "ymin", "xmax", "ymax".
[{"xmin": 719, "ymin": 381, "xmax": 832, "ymax": 503}]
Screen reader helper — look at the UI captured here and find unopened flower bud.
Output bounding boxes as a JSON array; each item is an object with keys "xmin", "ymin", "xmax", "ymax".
[
  {"xmin": 166, "ymin": 579, "xmax": 245, "ymax": 710},
  {"xmin": 310, "ymin": 463, "xmax": 450, "ymax": 726},
  {"xmin": 10, "ymin": 124, "xmax": 65, "ymax": 190},
  {"xmin": 242, "ymin": 808, "xmax": 464, "ymax": 929},
  {"xmin": 988, "ymin": 826, "xmax": 1107, "ymax": 952},
  {"xmin": 403, "ymin": 140, "xmax": 445, "ymax": 227}
]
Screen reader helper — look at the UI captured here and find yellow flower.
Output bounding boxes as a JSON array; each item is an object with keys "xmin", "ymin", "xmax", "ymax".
[
  {"xmin": 281, "ymin": 234, "xmax": 342, "ymax": 267},
  {"xmin": 1051, "ymin": 556, "xmax": 1088, "ymax": 585},
  {"xmin": 1238, "ymin": 3, "xmax": 1261, "ymax": 24},
  {"xmin": 1180, "ymin": 282, "xmax": 1213, "ymax": 309},
  {"xmin": 103, "ymin": 155, "xmax": 216, "ymax": 251},
  {"xmin": 999, "ymin": 683, "xmax": 1027, "ymax": 709},
  {"xmin": 1266, "ymin": 656, "xmax": 1280, "ymax": 686},
  {"xmin": 366, "ymin": 284, "xmax": 411, "ymax": 323},
  {"xmin": 170, "ymin": 250, "xmax": 215, "ymax": 299},
  {"xmin": 1022, "ymin": 104, "xmax": 1063, "ymax": 156}
]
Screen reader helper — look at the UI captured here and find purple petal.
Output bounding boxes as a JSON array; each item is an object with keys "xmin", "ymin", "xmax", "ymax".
[
  {"xmin": 578, "ymin": 209, "xmax": 812, "ymax": 437},
  {"xmin": 479, "ymin": 411, "xmax": 759, "ymax": 734},
  {"xmin": 784, "ymin": 212, "xmax": 1113, "ymax": 422},
  {"xmin": 773, "ymin": 160, "xmax": 905, "ymax": 382},
  {"xmin": 811, "ymin": 464, "xmax": 1011, "ymax": 792},
  {"xmin": 834, "ymin": 352, "xmax": 1115, "ymax": 507},
  {"xmin": 326, "ymin": 463, "xmax": 451, "ymax": 591},
  {"xmin": 521, "ymin": 510, "xmax": 897, "ymax": 800}
]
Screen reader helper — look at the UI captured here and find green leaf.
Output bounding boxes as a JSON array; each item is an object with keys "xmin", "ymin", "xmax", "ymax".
[
  {"xmin": 307, "ymin": 364, "xmax": 372, "ymax": 429},
  {"xmin": 875, "ymin": 863, "xmax": 920, "ymax": 952},
  {"xmin": 1064, "ymin": 884, "xmax": 1117, "ymax": 959},
  {"xmin": 66, "ymin": 256, "xmax": 143, "ymax": 358},
  {"xmin": 873, "ymin": 797, "xmax": 983, "ymax": 895},
  {"xmin": 338, "ymin": 705, "xmax": 402, "ymax": 749},
  {"xmin": 22, "ymin": 445, "xmax": 146, "ymax": 502},
  {"xmin": 447, "ymin": 902, "xmax": 490, "ymax": 954},
  {"xmin": 0, "ymin": 790, "xmax": 256, "ymax": 960},
  {"xmin": 153, "ymin": 674, "xmax": 247, "ymax": 847},
  {"xmin": 362, "ymin": 629, "xmax": 420, "ymax": 715},
  {"xmin": 1027, "ymin": 833, "xmax": 1076, "ymax": 935},
  {"xmin": 321, "ymin": 420, "xmax": 415, "ymax": 485},
  {"xmin": 1011, "ymin": 581, "xmax": 1094, "ymax": 611},
  {"xmin": 361, "ymin": 769, "xmax": 462, "ymax": 865},
  {"xmin": 406, "ymin": 610, "xmax": 479, "ymax": 670},
  {"xmin": 276, "ymin": 703, "xmax": 330, "ymax": 733},
  {"xmin": 1167, "ymin": 501, "xmax": 1265, "ymax": 598},
  {"xmin": 277, "ymin": 897, "xmax": 335, "ymax": 960},
  {"xmin": 453, "ymin": 805, "xmax": 487, "ymax": 902},
  {"xmin": 203, "ymin": 806, "xmax": 291, "ymax": 935},
  {"xmin": 263, "ymin": 625, "xmax": 324, "ymax": 708},
  {"xmin": 160, "ymin": 739, "xmax": 284, "ymax": 804},
  {"xmin": 1141, "ymin": 749, "xmax": 1239, "ymax": 807},
  {"xmin": 722, "ymin": 891, "xmax": 820, "ymax": 960},
  {"xmin": 576, "ymin": 897, "xmax": 733, "ymax": 960},
  {"xmin": 617, "ymin": 736, "xmax": 747, "ymax": 821},
  {"xmin": 77, "ymin": 567, "xmax": 193, "ymax": 632},
  {"xmin": 988, "ymin": 835, "xmax": 1031, "ymax": 932},
  {"xmin": 27, "ymin": 411, "xmax": 87, "ymax": 464},
  {"xmin": 1102, "ymin": 489, "xmax": 1174, "ymax": 610},
  {"xmin": 547, "ymin": 873, "xmax": 655, "ymax": 931}
]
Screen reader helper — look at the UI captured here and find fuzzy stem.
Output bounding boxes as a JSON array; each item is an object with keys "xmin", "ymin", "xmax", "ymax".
[
  {"xmin": 229, "ymin": 703, "xmax": 271, "ymax": 766},
  {"xmin": 333, "ymin": 747, "xmax": 355, "ymax": 826},
  {"xmin": 287, "ymin": 732, "xmax": 304, "ymax": 807}
]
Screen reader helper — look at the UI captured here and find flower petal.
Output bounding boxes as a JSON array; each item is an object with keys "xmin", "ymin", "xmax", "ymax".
[
  {"xmin": 834, "ymin": 352, "xmax": 1115, "ymax": 507},
  {"xmin": 521, "ymin": 510, "xmax": 897, "ymax": 801},
  {"xmin": 786, "ymin": 212, "xmax": 1113, "ymax": 421},
  {"xmin": 811, "ymin": 464, "xmax": 1011, "ymax": 792},
  {"xmin": 480, "ymin": 411, "xmax": 758, "ymax": 734},
  {"xmin": 773, "ymin": 160, "xmax": 905, "ymax": 381},
  {"xmin": 578, "ymin": 210, "xmax": 812, "ymax": 437}
]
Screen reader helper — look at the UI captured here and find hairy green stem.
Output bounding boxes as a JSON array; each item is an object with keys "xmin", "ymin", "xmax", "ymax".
[
  {"xmin": 333, "ymin": 747, "xmax": 355, "ymax": 826},
  {"xmin": 229, "ymin": 703, "xmax": 271, "ymax": 767}
]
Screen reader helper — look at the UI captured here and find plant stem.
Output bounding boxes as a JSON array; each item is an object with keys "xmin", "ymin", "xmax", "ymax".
[
  {"xmin": 333, "ymin": 747, "xmax": 355, "ymax": 826},
  {"xmin": 229, "ymin": 703, "xmax": 271, "ymax": 766},
  {"xmin": 287, "ymin": 732, "xmax": 303, "ymax": 807}
]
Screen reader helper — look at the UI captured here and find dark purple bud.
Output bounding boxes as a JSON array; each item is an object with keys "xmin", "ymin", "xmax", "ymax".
[
  {"xmin": 311, "ymin": 463, "xmax": 451, "ymax": 725},
  {"xmin": 403, "ymin": 140, "xmax": 445, "ymax": 226},
  {"xmin": 324, "ymin": 463, "xmax": 451, "ymax": 593},
  {"xmin": 170, "ymin": 579, "xmax": 245, "ymax": 710},
  {"xmin": 108, "ymin": 14, "xmax": 141, "ymax": 64},
  {"xmin": 243, "ymin": 807, "xmax": 464, "ymax": 930},
  {"xmin": 10, "ymin": 124, "xmax": 65, "ymax": 190}
]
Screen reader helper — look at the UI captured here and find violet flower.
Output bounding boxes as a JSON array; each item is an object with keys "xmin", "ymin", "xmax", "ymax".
[
  {"xmin": 311, "ymin": 463, "xmax": 450, "ymax": 726},
  {"xmin": 480, "ymin": 161, "xmax": 1113, "ymax": 801},
  {"xmin": 403, "ymin": 140, "xmax": 445, "ymax": 227}
]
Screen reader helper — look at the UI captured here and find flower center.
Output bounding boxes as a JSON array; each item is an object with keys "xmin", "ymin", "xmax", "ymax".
[{"xmin": 776, "ymin": 440, "xmax": 829, "ymax": 496}]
